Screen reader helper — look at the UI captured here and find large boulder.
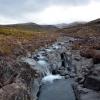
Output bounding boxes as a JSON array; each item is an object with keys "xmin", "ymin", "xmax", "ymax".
[
  {"xmin": 80, "ymin": 48, "xmax": 93, "ymax": 58},
  {"xmin": 80, "ymin": 49, "xmax": 100, "ymax": 64},
  {"xmin": 83, "ymin": 64, "xmax": 100, "ymax": 91}
]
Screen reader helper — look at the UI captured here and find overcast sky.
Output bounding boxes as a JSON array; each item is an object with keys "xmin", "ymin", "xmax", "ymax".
[{"xmin": 0, "ymin": 0, "xmax": 100, "ymax": 25}]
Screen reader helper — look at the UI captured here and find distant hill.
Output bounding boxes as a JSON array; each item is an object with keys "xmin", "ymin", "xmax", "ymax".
[
  {"xmin": 55, "ymin": 22, "xmax": 86, "ymax": 29},
  {"xmin": 55, "ymin": 23, "xmax": 69, "ymax": 28},
  {"xmin": 0, "ymin": 22, "xmax": 58, "ymax": 32},
  {"xmin": 87, "ymin": 18, "xmax": 100, "ymax": 25},
  {"xmin": 58, "ymin": 19, "xmax": 100, "ymax": 38},
  {"xmin": 0, "ymin": 22, "xmax": 59, "ymax": 55}
]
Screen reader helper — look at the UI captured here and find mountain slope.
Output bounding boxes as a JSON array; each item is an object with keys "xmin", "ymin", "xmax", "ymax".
[
  {"xmin": 0, "ymin": 23, "xmax": 58, "ymax": 32},
  {"xmin": 0, "ymin": 22, "xmax": 59, "ymax": 55},
  {"xmin": 58, "ymin": 19, "xmax": 100, "ymax": 38}
]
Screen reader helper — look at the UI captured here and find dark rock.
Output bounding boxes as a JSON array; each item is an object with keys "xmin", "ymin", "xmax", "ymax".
[
  {"xmin": 84, "ymin": 75, "xmax": 100, "ymax": 91},
  {"xmin": 80, "ymin": 49, "xmax": 100, "ymax": 64},
  {"xmin": 92, "ymin": 50, "xmax": 100, "ymax": 64},
  {"xmin": 91, "ymin": 64, "xmax": 100, "ymax": 76},
  {"xmin": 74, "ymin": 57, "xmax": 80, "ymax": 61},
  {"xmin": 75, "ymin": 76, "xmax": 85, "ymax": 84},
  {"xmin": 80, "ymin": 49, "xmax": 93, "ymax": 58},
  {"xmin": 78, "ymin": 86, "xmax": 100, "ymax": 100}
]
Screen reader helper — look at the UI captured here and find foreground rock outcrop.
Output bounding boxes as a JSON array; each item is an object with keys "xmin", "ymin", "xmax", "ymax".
[{"xmin": 0, "ymin": 56, "xmax": 40, "ymax": 100}]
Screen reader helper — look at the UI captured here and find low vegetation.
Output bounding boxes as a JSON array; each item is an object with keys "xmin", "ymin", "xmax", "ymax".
[{"xmin": 0, "ymin": 26, "xmax": 58, "ymax": 56}]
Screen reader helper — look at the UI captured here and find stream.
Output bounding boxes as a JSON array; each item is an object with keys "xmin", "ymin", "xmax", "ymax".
[{"xmin": 22, "ymin": 37, "xmax": 77, "ymax": 100}]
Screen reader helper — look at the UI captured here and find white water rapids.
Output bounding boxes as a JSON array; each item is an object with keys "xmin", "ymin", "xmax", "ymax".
[{"xmin": 22, "ymin": 42, "xmax": 66, "ymax": 83}]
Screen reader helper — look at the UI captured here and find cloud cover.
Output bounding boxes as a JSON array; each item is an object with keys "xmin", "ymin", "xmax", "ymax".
[{"xmin": 0, "ymin": 0, "xmax": 100, "ymax": 24}]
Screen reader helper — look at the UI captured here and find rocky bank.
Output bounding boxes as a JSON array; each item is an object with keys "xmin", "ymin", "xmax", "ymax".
[{"xmin": 0, "ymin": 36, "xmax": 100, "ymax": 100}]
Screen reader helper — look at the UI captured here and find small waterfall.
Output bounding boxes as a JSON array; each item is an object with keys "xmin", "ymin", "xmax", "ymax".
[
  {"xmin": 42, "ymin": 74, "xmax": 62, "ymax": 83},
  {"xmin": 37, "ymin": 60, "xmax": 63, "ymax": 83},
  {"xmin": 22, "ymin": 42, "xmax": 68, "ymax": 84},
  {"xmin": 37, "ymin": 60, "xmax": 51, "ymax": 76}
]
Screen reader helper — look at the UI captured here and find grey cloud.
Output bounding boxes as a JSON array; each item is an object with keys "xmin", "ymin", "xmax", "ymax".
[
  {"xmin": 0, "ymin": 0, "xmax": 91, "ymax": 21},
  {"xmin": 0, "ymin": 0, "xmax": 91, "ymax": 13}
]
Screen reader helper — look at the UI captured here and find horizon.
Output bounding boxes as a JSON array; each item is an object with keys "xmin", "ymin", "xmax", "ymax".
[{"xmin": 0, "ymin": 0, "xmax": 100, "ymax": 25}]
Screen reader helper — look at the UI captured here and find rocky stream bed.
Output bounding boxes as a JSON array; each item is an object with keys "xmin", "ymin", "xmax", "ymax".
[{"xmin": 0, "ymin": 36, "xmax": 100, "ymax": 100}]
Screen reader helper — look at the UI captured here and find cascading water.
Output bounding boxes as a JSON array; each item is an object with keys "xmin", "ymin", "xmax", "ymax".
[
  {"xmin": 22, "ymin": 38, "xmax": 76, "ymax": 100},
  {"xmin": 36, "ymin": 59, "xmax": 63, "ymax": 83},
  {"xmin": 22, "ymin": 45, "xmax": 63, "ymax": 83},
  {"xmin": 42, "ymin": 74, "xmax": 62, "ymax": 83},
  {"xmin": 37, "ymin": 60, "xmax": 51, "ymax": 76}
]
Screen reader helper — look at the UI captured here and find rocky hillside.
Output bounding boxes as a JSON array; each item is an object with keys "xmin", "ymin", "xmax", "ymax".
[
  {"xmin": 56, "ymin": 22, "xmax": 85, "ymax": 29},
  {"xmin": 58, "ymin": 18, "xmax": 100, "ymax": 38}
]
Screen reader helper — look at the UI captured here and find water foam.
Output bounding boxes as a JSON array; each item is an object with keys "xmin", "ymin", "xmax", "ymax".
[{"xmin": 42, "ymin": 74, "xmax": 63, "ymax": 83}]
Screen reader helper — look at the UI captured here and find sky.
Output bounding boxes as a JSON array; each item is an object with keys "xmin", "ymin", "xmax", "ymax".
[{"xmin": 0, "ymin": 0, "xmax": 100, "ymax": 25}]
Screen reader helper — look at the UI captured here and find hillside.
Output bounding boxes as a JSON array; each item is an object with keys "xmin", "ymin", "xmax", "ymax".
[
  {"xmin": 0, "ymin": 23, "xmax": 58, "ymax": 32},
  {"xmin": 0, "ymin": 23, "xmax": 59, "ymax": 56},
  {"xmin": 58, "ymin": 18, "xmax": 100, "ymax": 38}
]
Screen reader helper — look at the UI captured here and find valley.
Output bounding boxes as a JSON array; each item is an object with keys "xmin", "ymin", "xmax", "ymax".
[{"xmin": 0, "ymin": 19, "xmax": 100, "ymax": 100}]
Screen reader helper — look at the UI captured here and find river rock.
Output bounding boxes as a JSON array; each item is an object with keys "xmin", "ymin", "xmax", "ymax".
[
  {"xmin": 77, "ymin": 85, "xmax": 100, "ymax": 100},
  {"xmin": 72, "ymin": 50, "xmax": 93, "ymax": 76},
  {"xmin": 80, "ymin": 49, "xmax": 100, "ymax": 64},
  {"xmin": 92, "ymin": 64, "xmax": 100, "ymax": 76},
  {"xmin": 84, "ymin": 75, "xmax": 100, "ymax": 91}
]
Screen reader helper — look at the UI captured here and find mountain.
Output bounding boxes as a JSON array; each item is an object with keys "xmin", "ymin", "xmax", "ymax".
[
  {"xmin": 55, "ymin": 23, "xmax": 68, "ymax": 28},
  {"xmin": 0, "ymin": 22, "xmax": 59, "ymax": 55},
  {"xmin": 87, "ymin": 18, "xmax": 100, "ymax": 25},
  {"xmin": 0, "ymin": 22, "xmax": 58, "ymax": 32},
  {"xmin": 58, "ymin": 19, "xmax": 100, "ymax": 38},
  {"xmin": 55, "ymin": 22, "xmax": 86, "ymax": 29}
]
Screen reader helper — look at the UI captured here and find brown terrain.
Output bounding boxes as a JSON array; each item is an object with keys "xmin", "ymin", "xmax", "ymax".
[
  {"xmin": 0, "ymin": 23, "xmax": 59, "ymax": 100},
  {"xmin": 58, "ymin": 18, "xmax": 100, "ymax": 61},
  {"xmin": 0, "ymin": 19, "xmax": 100, "ymax": 100}
]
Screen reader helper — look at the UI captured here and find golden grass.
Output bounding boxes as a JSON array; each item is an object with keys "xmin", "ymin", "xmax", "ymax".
[{"xmin": 0, "ymin": 27, "xmax": 58, "ymax": 56}]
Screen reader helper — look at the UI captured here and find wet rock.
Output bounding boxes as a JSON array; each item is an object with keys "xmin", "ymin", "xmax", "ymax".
[
  {"xmin": 92, "ymin": 64, "xmax": 100, "ymax": 76},
  {"xmin": 47, "ymin": 51, "xmax": 62, "ymax": 70},
  {"xmin": 77, "ymin": 86, "xmax": 100, "ymax": 100},
  {"xmin": 57, "ymin": 68, "xmax": 69, "ymax": 76},
  {"xmin": 74, "ymin": 57, "xmax": 80, "ymax": 61},
  {"xmin": 75, "ymin": 76, "xmax": 85, "ymax": 84},
  {"xmin": 84, "ymin": 75, "xmax": 100, "ymax": 91},
  {"xmin": 81, "ymin": 91, "xmax": 100, "ymax": 100}
]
